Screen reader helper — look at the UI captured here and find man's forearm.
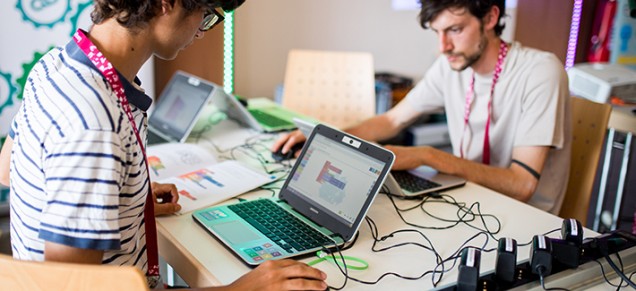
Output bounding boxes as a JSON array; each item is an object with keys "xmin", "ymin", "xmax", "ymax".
[
  {"xmin": 419, "ymin": 147, "xmax": 537, "ymax": 202},
  {"xmin": 346, "ymin": 113, "xmax": 412, "ymax": 142},
  {"xmin": 0, "ymin": 136, "xmax": 13, "ymax": 186},
  {"xmin": 44, "ymin": 241, "xmax": 104, "ymax": 264}
]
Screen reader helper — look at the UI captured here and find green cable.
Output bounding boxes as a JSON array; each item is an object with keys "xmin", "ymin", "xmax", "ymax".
[{"xmin": 307, "ymin": 250, "xmax": 369, "ymax": 271}]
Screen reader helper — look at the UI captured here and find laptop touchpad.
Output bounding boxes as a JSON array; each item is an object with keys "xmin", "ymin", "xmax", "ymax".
[{"xmin": 215, "ymin": 221, "xmax": 261, "ymax": 244}]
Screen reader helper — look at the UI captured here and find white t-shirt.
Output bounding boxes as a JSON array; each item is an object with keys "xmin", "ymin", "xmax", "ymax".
[{"xmin": 403, "ymin": 42, "xmax": 571, "ymax": 214}]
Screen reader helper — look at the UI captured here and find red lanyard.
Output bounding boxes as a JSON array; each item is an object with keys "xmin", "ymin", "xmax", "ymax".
[
  {"xmin": 459, "ymin": 40, "xmax": 508, "ymax": 165},
  {"xmin": 73, "ymin": 30, "xmax": 160, "ymax": 278}
]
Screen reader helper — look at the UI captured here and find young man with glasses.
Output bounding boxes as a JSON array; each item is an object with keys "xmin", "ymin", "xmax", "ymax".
[
  {"xmin": 4, "ymin": 0, "xmax": 327, "ymax": 290},
  {"xmin": 273, "ymin": 0, "xmax": 571, "ymax": 215}
]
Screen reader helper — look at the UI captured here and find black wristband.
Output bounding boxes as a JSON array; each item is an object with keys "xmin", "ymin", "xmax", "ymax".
[{"xmin": 511, "ymin": 159, "xmax": 540, "ymax": 180}]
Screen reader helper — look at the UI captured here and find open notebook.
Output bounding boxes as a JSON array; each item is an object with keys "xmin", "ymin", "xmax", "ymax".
[{"xmin": 193, "ymin": 124, "xmax": 394, "ymax": 265}]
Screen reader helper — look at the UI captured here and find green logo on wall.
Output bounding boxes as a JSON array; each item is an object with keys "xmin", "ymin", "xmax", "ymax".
[
  {"xmin": 69, "ymin": 1, "xmax": 94, "ymax": 37},
  {"xmin": 16, "ymin": 0, "xmax": 72, "ymax": 28},
  {"xmin": 0, "ymin": 124, "xmax": 8, "ymax": 203},
  {"xmin": 0, "ymin": 71, "xmax": 17, "ymax": 116},
  {"xmin": 16, "ymin": 47, "xmax": 54, "ymax": 101}
]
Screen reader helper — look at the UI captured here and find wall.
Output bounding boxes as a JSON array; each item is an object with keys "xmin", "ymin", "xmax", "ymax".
[
  {"xmin": 154, "ymin": 25, "xmax": 224, "ymax": 98},
  {"xmin": 233, "ymin": 0, "xmax": 517, "ymax": 98},
  {"xmin": 0, "ymin": 0, "xmax": 154, "ymax": 139},
  {"xmin": 514, "ymin": 0, "xmax": 597, "ymax": 66}
]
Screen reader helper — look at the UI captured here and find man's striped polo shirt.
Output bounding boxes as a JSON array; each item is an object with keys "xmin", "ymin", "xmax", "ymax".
[{"xmin": 9, "ymin": 36, "xmax": 153, "ymax": 272}]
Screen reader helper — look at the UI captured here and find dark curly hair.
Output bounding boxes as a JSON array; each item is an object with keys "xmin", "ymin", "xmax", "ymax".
[
  {"xmin": 91, "ymin": 0, "xmax": 245, "ymax": 30},
  {"xmin": 418, "ymin": 0, "xmax": 506, "ymax": 36}
]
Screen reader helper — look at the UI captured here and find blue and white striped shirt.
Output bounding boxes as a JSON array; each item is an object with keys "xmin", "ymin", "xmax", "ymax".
[{"xmin": 9, "ymin": 37, "xmax": 153, "ymax": 272}]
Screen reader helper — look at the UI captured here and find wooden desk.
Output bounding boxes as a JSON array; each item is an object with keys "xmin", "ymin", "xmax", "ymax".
[{"xmin": 156, "ymin": 123, "xmax": 597, "ymax": 290}]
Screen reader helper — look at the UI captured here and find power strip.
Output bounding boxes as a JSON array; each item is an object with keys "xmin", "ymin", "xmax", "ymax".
[
  {"xmin": 437, "ymin": 230, "xmax": 636, "ymax": 290},
  {"xmin": 511, "ymin": 247, "xmax": 636, "ymax": 290}
]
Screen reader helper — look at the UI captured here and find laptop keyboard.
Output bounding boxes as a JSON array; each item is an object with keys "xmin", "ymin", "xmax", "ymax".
[
  {"xmin": 247, "ymin": 109, "xmax": 293, "ymax": 128},
  {"xmin": 228, "ymin": 199, "xmax": 333, "ymax": 254},
  {"xmin": 392, "ymin": 171, "xmax": 441, "ymax": 192}
]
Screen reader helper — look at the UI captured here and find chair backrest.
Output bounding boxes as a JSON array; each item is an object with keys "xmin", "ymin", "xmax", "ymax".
[
  {"xmin": 281, "ymin": 49, "xmax": 376, "ymax": 129},
  {"xmin": 0, "ymin": 254, "xmax": 149, "ymax": 291},
  {"xmin": 559, "ymin": 97, "xmax": 611, "ymax": 224}
]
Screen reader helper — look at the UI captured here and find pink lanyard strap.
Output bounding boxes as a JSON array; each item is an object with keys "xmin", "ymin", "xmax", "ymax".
[
  {"xmin": 73, "ymin": 30, "xmax": 160, "ymax": 277},
  {"xmin": 459, "ymin": 40, "xmax": 509, "ymax": 165}
]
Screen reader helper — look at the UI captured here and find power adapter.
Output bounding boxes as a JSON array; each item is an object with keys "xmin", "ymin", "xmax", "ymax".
[
  {"xmin": 561, "ymin": 218, "xmax": 583, "ymax": 246},
  {"xmin": 457, "ymin": 248, "xmax": 481, "ymax": 291},
  {"xmin": 495, "ymin": 237, "xmax": 517, "ymax": 283},
  {"xmin": 529, "ymin": 235, "xmax": 552, "ymax": 276},
  {"xmin": 552, "ymin": 218, "xmax": 583, "ymax": 268}
]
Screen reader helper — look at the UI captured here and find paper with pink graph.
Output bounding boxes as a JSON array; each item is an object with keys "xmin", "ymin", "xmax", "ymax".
[
  {"xmin": 147, "ymin": 143, "xmax": 275, "ymax": 214},
  {"xmin": 159, "ymin": 160, "xmax": 274, "ymax": 214},
  {"xmin": 147, "ymin": 143, "xmax": 218, "ymax": 181}
]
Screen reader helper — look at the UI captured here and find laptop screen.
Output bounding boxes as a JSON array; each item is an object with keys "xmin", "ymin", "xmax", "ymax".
[
  {"xmin": 149, "ymin": 72, "xmax": 213, "ymax": 141},
  {"xmin": 279, "ymin": 125, "xmax": 394, "ymax": 241}
]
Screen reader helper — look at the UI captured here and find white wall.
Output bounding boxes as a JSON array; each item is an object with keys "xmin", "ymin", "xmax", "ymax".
[
  {"xmin": 233, "ymin": 0, "xmax": 517, "ymax": 98},
  {"xmin": 0, "ymin": 1, "xmax": 154, "ymax": 138}
]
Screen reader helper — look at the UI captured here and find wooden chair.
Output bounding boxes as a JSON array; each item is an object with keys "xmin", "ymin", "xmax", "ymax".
[
  {"xmin": 0, "ymin": 254, "xmax": 149, "ymax": 291},
  {"xmin": 559, "ymin": 97, "xmax": 611, "ymax": 224},
  {"xmin": 281, "ymin": 49, "xmax": 376, "ymax": 129}
]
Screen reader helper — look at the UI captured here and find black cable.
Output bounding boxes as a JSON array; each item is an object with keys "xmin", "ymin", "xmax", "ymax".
[
  {"xmin": 319, "ymin": 232, "xmax": 438, "ymax": 289},
  {"xmin": 381, "ymin": 185, "xmax": 563, "ymax": 249},
  {"xmin": 364, "ymin": 216, "xmax": 447, "ymax": 284},
  {"xmin": 320, "ymin": 217, "xmax": 453, "ymax": 289},
  {"xmin": 365, "ymin": 217, "xmax": 440, "ymax": 253},
  {"xmin": 376, "ymin": 186, "xmax": 579, "ymax": 289},
  {"xmin": 605, "ymin": 253, "xmax": 636, "ymax": 289},
  {"xmin": 615, "ymin": 250, "xmax": 626, "ymax": 290},
  {"xmin": 592, "ymin": 259, "xmax": 628, "ymax": 288},
  {"xmin": 430, "ymin": 232, "xmax": 495, "ymax": 286},
  {"xmin": 594, "ymin": 237, "xmax": 636, "ymax": 289},
  {"xmin": 377, "ymin": 186, "xmax": 501, "ymax": 286},
  {"xmin": 385, "ymin": 190, "xmax": 504, "ymax": 245},
  {"xmin": 365, "ymin": 215, "xmax": 500, "ymax": 287},
  {"xmin": 320, "ymin": 239, "xmax": 349, "ymax": 290},
  {"xmin": 588, "ymin": 238, "xmax": 627, "ymax": 289},
  {"xmin": 257, "ymin": 186, "xmax": 277, "ymax": 197},
  {"xmin": 538, "ymin": 266, "xmax": 570, "ymax": 291},
  {"xmin": 593, "ymin": 253, "xmax": 636, "ymax": 290},
  {"xmin": 211, "ymin": 136, "xmax": 293, "ymax": 176}
]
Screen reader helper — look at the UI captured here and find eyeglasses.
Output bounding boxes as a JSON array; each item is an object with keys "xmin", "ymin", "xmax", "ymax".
[{"xmin": 199, "ymin": 8, "xmax": 224, "ymax": 32}]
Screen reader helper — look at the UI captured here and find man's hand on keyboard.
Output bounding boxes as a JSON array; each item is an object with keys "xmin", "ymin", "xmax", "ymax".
[{"xmin": 384, "ymin": 145, "xmax": 429, "ymax": 170}]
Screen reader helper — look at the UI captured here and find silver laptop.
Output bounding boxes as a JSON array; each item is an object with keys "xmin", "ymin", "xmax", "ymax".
[
  {"xmin": 211, "ymin": 87, "xmax": 313, "ymax": 132},
  {"xmin": 147, "ymin": 71, "xmax": 214, "ymax": 145},
  {"xmin": 293, "ymin": 118, "xmax": 466, "ymax": 197},
  {"xmin": 384, "ymin": 167, "xmax": 466, "ymax": 198},
  {"xmin": 192, "ymin": 124, "xmax": 394, "ymax": 265}
]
